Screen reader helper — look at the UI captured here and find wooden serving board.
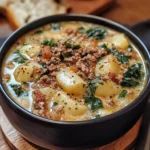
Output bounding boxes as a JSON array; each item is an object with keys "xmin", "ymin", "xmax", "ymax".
[
  {"xmin": 0, "ymin": 0, "xmax": 115, "ymax": 37},
  {"xmin": 0, "ymin": 107, "xmax": 142, "ymax": 150},
  {"xmin": 63, "ymin": 0, "xmax": 114, "ymax": 14}
]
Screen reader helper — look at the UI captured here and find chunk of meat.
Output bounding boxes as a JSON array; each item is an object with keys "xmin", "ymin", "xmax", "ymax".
[
  {"xmin": 42, "ymin": 46, "xmax": 52, "ymax": 60},
  {"xmin": 32, "ymin": 89, "xmax": 47, "ymax": 117},
  {"xmin": 33, "ymin": 90, "xmax": 46, "ymax": 103},
  {"xmin": 108, "ymin": 72, "xmax": 120, "ymax": 84}
]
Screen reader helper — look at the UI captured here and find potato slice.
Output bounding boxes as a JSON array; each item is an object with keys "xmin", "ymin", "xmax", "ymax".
[
  {"xmin": 40, "ymin": 31, "xmax": 63, "ymax": 40},
  {"xmin": 111, "ymin": 34, "xmax": 129, "ymax": 49},
  {"xmin": 14, "ymin": 65, "xmax": 34, "ymax": 82},
  {"xmin": 52, "ymin": 91, "xmax": 88, "ymax": 117},
  {"xmin": 95, "ymin": 81, "xmax": 120, "ymax": 97},
  {"xmin": 95, "ymin": 55, "xmax": 121, "ymax": 76},
  {"xmin": 56, "ymin": 68, "xmax": 86, "ymax": 96},
  {"xmin": 20, "ymin": 44, "xmax": 41, "ymax": 59},
  {"xmin": 62, "ymin": 23, "xmax": 80, "ymax": 32},
  {"xmin": 98, "ymin": 109, "xmax": 114, "ymax": 117},
  {"xmin": 14, "ymin": 62, "xmax": 41, "ymax": 82},
  {"xmin": 39, "ymin": 87, "xmax": 55, "ymax": 100}
]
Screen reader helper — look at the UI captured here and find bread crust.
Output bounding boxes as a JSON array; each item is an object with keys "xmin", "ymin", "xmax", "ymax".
[
  {"xmin": 0, "ymin": 0, "xmax": 67, "ymax": 29},
  {"xmin": 4, "ymin": 6, "xmax": 21, "ymax": 29}
]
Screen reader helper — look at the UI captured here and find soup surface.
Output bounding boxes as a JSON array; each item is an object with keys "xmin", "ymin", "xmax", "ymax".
[{"xmin": 2, "ymin": 21, "xmax": 146, "ymax": 121}]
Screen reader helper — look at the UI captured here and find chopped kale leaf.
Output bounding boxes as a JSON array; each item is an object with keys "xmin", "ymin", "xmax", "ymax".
[
  {"xmin": 124, "ymin": 63, "xmax": 142, "ymax": 79},
  {"xmin": 100, "ymin": 43, "xmax": 108, "ymax": 49},
  {"xmin": 118, "ymin": 89, "xmax": 127, "ymax": 98},
  {"xmin": 101, "ymin": 43, "xmax": 130, "ymax": 64},
  {"xmin": 114, "ymin": 51, "xmax": 130, "ymax": 64},
  {"xmin": 85, "ymin": 96, "xmax": 103, "ymax": 111},
  {"xmin": 53, "ymin": 102, "xmax": 58, "ymax": 106},
  {"xmin": 121, "ymin": 63, "xmax": 143, "ymax": 87},
  {"xmin": 85, "ymin": 77, "xmax": 103, "ymax": 111},
  {"xmin": 86, "ymin": 27, "xmax": 107, "ymax": 40},
  {"xmin": 13, "ymin": 56, "xmax": 27, "ymax": 64},
  {"xmin": 86, "ymin": 77, "xmax": 101, "ymax": 96},
  {"xmin": 78, "ymin": 27, "xmax": 86, "ymax": 33},
  {"xmin": 121, "ymin": 78, "xmax": 139, "ymax": 87},
  {"xmin": 41, "ymin": 39, "xmax": 58, "ymax": 47},
  {"xmin": 78, "ymin": 27, "xmax": 107, "ymax": 40},
  {"xmin": 64, "ymin": 41, "xmax": 80, "ymax": 50},
  {"xmin": 10, "ymin": 84, "xmax": 24, "ymax": 97},
  {"xmin": 13, "ymin": 50, "xmax": 27, "ymax": 64}
]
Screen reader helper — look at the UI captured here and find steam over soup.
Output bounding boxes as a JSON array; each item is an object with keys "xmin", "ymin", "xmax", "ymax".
[{"xmin": 2, "ymin": 21, "xmax": 146, "ymax": 121}]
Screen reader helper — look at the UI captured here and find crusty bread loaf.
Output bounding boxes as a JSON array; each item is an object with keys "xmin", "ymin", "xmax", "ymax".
[
  {"xmin": 0, "ymin": 0, "xmax": 67, "ymax": 29},
  {"xmin": 0, "ymin": 0, "xmax": 8, "ymax": 13}
]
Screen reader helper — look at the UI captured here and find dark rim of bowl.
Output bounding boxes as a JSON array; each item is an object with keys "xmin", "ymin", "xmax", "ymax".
[{"xmin": 0, "ymin": 14, "xmax": 150, "ymax": 126}]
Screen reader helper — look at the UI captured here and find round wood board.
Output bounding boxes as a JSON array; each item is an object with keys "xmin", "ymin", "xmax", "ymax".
[{"xmin": 0, "ymin": 107, "xmax": 142, "ymax": 150}]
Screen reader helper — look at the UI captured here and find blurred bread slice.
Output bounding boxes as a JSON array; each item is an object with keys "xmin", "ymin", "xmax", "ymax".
[
  {"xmin": 0, "ymin": 0, "xmax": 8, "ymax": 13},
  {"xmin": 0, "ymin": 0, "xmax": 67, "ymax": 29}
]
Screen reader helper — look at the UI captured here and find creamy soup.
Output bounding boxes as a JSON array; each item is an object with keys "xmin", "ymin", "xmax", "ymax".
[{"xmin": 2, "ymin": 21, "xmax": 146, "ymax": 121}]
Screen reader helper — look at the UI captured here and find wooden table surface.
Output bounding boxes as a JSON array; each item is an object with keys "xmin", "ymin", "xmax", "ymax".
[
  {"xmin": 0, "ymin": 0, "xmax": 150, "ymax": 37},
  {"xmin": 0, "ymin": 0, "xmax": 150, "ymax": 149},
  {"xmin": 102, "ymin": 0, "xmax": 150, "ymax": 25}
]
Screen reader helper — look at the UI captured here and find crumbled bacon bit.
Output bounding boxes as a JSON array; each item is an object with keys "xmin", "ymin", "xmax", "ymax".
[
  {"xmin": 69, "ymin": 66, "xmax": 78, "ymax": 73},
  {"xmin": 33, "ymin": 90, "xmax": 45, "ymax": 103},
  {"xmin": 108, "ymin": 72, "xmax": 120, "ymax": 84},
  {"xmin": 36, "ymin": 75, "xmax": 52, "ymax": 86},
  {"xmin": 42, "ymin": 46, "xmax": 52, "ymax": 60},
  {"xmin": 65, "ymin": 28, "xmax": 77, "ymax": 35},
  {"xmin": 32, "ymin": 89, "xmax": 48, "ymax": 117}
]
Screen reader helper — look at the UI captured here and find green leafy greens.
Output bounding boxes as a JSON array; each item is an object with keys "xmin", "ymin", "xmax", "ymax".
[
  {"xmin": 53, "ymin": 102, "xmax": 58, "ymax": 106},
  {"xmin": 118, "ymin": 89, "xmax": 127, "ymax": 98},
  {"xmin": 85, "ymin": 96, "xmax": 103, "ymax": 111},
  {"xmin": 78, "ymin": 27, "xmax": 107, "ymax": 40},
  {"xmin": 10, "ymin": 84, "xmax": 24, "ymax": 97},
  {"xmin": 41, "ymin": 39, "xmax": 58, "ymax": 47},
  {"xmin": 64, "ymin": 41, "xmax": 80, "ymax": 50},
  {"xmin": 121, "ymin": 63, "xmax": 143, "ymax": 87},
  {"xmin": 13, "ymin": 50, "xmax": 27, "ymax": 64},
  {"xmin": 101, "ymin": 44, "xmax": 130, "ymax": 64},
  {"xmin": 85, "ymin": 78, "xmax": 103, "ymax": 111}
]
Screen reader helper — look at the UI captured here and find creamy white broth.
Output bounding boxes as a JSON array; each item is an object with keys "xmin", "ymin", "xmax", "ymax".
[{"xmin": 2, "ymin": 21, "xmax": 146, "ymax": 121}]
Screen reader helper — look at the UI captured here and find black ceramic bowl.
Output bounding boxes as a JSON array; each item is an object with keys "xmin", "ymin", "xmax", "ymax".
[{"xmin": 0, "ymin": 14, "xmax": 150, "ymax": 149}]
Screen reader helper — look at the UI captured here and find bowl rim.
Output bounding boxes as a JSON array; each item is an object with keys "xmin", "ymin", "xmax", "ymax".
[{"xmin": 0, "ymin": 14, "xmax": 150, "ymax": 126}]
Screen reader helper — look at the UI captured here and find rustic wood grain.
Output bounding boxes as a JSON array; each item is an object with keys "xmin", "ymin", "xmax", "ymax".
[
  {"xmin": 0, "ymin": 107, "xmax": 37, "ymax": 150},
  {"xmin": 102, "ymin": 0, "xmax": 150, "ymax": 25},
  {"xmin": 0, "ymin": 129, "xmax": 10, "ymax": 150},
  {"xmin": 0, "ymin": 107, "xmax": 142, "ymax": 150},
  {"xmin": 0, "ymin": 0, "xmax": 114, "ymax": 30},
  {"xmin": 0, "ymin": 0, "xmax": 150, "ymax": 38},
  {"xmin": 63, "ymin": 0, "xmax": 114, "ymax": 14}
]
